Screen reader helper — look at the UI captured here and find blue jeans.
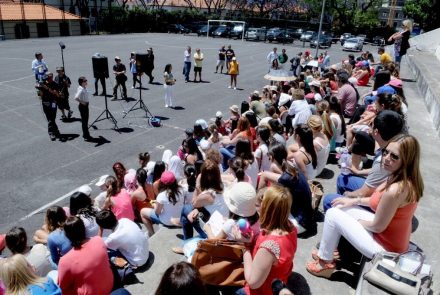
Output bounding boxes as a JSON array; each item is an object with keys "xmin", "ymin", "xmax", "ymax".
[
  {"xmin": 220, "ymin": 146, "xmax": 235, "ymax": 171},
  {"xmin": 336, "ymin": 173, "xmax": 366, "ymax": 195},
  {"xmin": 180, "ymin": 204, "xmax": 207, "ymax": 240},
  {"xmin": 183, "ymin": 62, "xmax": 191, "ymax": 82}
]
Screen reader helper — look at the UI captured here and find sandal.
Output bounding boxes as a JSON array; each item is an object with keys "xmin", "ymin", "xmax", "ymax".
[
  {"xmin": 311, "ymin": 248, "xmax": 340, "ymax": 261},
  {"xmin": 171, "ymin": 247, "xmax": 184, "ymax": 255},
  {"xmin": 306, "ymin": 259, "xmax": 336, "ymax": 278}
]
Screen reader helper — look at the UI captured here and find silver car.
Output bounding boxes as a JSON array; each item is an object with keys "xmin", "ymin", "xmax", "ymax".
[
  {"xmin": 343, "ymin": 38, "xmax": 363, "ymax": 51},
  {"xmin": 245, "ymin": 28, "xmax": 266, "ymax": 41}
]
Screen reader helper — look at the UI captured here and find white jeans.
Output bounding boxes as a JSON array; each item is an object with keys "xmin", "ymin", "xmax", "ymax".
[
  {"xmin": 318, "ymin": 206, "xmax": 384, "ymax": 260},
  {"xmin": 164, "ymin": 84, "xmax": 174, "ymax": 106}
]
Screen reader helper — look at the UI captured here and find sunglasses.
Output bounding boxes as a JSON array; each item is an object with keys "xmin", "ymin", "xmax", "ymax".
[{"xmin": 382, "ymin": 149, "xmax": 400, "ymax": 161}]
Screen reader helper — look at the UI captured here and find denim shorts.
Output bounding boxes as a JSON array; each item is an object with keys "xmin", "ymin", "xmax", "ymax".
[{"xmin": 148, "ymin": 211, "xmax": 163, "ymax": 225}]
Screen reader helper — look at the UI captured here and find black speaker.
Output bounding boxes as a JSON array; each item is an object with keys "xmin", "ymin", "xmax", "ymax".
[
  {"xmin": 92, "ymin": 56, "xmax": 109, "ymax": 78},
  {"xmin": 135, "ymin": 53, "xmax": 148, "ymax": 74}
]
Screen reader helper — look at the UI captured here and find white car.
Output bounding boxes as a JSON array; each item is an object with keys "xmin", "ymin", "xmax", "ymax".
[
  {"xmin": 245, "ymin": 28, "xmax": 266, "ymax": 41},
  {"xmin": 343, "ymin": 38, "xmax": 363, "ymax": 52}
]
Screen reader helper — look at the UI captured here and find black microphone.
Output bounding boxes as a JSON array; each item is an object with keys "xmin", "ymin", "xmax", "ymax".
[{"xmin": 59, "ymin": 42, "xmax": 66, "ymax": 49}]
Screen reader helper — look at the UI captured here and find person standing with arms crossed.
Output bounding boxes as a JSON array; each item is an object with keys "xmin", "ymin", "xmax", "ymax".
[
  {"xmin": 112, "ymin": 56, "xmax": 127, "ymax": 101},
  {"xmin": 183, "ymin": 46, "xmax": 192, "ymax": 83},
  {"xmin": 193, "ymin": 48, "xmax": 204, "ymax": 82},
  {"xmin": 74, "ymin": 76, "xmax": 92, "ymax": 141},
  {"xmin": 215, "ymin": 45, "xmax": 226, "ymax": 74},
  {"xmin": 228, "ymin": 57, "xmax": 239, "ymax": 90}
]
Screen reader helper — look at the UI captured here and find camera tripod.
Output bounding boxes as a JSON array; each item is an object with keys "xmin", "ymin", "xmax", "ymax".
[
  {"xmin": 89, "ymin": 78, "xmax": 119, "ymax": 130},
  {"xmin": 123, "ymin": 74, "xmax": 153, "ymax": 119}
]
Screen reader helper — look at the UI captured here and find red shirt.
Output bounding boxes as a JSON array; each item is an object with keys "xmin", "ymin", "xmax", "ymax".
[
  {"xmin": 111, "ymin": 189, "xmax": 135, "ymax": 221},
  {"xmin": 58, "ymin": 236, "xmax": 113, "ymax": 295},
  {"xmin": 369, "ymin": 190, "xmax": 417, "ymax": 253},
  {"xmin": 245, "ymin": 228, "xmax": 297, "ymax": 295}
]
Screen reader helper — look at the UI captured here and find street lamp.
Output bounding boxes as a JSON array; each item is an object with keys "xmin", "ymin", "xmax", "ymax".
[
  {"xmin": 315, "ymin": 0, "xmax": 326, "ymax": 58},
  {"xmin": 59, "ymin": 42, "xmax": 66, "ymax": 72}
]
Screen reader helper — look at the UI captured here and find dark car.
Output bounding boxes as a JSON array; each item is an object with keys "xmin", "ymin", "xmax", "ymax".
[
  {"xmin": 292, "ymin": 28, "xmax": 304, "ymax": 39},
  {"xmin": 167, "ymin": 24, "xmax": 191, "ymax": 34},
  {"xmin": 230, "ymin": 24, "xmax": 246, "ymax": 39},
  {"xmin": 372, "ymin": 35, "xmax": 385, "ymax": 46},
  {"xmin": 212, "ymin": 25, "xmax": 232, "ymax": 37},
  {"xmin": 197, "ymin": 25, "xmax": 217, "ymax": 36},
  {"xmin": 267, "ymin": 29, "xmax": 295, "ymax": 43},
  {"xmin": 310, "ymin": 35, "xmax": 332, "ymax": 48}
]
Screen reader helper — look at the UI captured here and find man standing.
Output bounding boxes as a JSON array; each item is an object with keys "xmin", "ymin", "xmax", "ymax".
[
  {"xmin": 278, "ymin": 48, "xmax": 288, "ymax": 67},
  {"xmin": 193, "ymin": 48, "xmax": 204, "ymax": 82},
  {"xmin": 112, "ymin": 56, "xmax": 127, "ymax": 100},
  {"xmin": 36, "ymin": 72, "xmax": 61, "ymax": 141},
  {"xmin": 290, "ymin": 52, "xmax": 302, "ymax": 76},
  {"xmin": 74, "ymin": 76, "xmax": 92, "ymax": 141},
  {"xmin": 215, "ymin": 45, "xmax": 226, "ymax": 74},
  {"xmin": 145, "ymin": 47, "xmax": 155, "ymax": 84},
  {"xmin": 31, "ymin": 52, "xmax": 48, "ymax": 82},
  {"xmin": 183, "ymin": 46, "xmax": 191, "ymax": 83},
  {"xmin": 321, "ymin": 51, "xmax": 330, "ymax": 70},
  {"xmin": 225, "ymin": 45, "xmax": 235, "ymax": 72},
  {"xmin": 266, "ymin": 47, "xmax": 278, "ymax": 72},
  {"xmin": 54, "ymin": 67, "xmax": 73, "ymax": 120}
]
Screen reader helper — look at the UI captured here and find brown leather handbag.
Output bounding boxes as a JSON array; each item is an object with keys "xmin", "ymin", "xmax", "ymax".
[{"xmin": 191, "ymin": 239, "xmax": 246, "ymax": 286}]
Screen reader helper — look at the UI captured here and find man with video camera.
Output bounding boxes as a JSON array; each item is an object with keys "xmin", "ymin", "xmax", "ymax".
[
  {"xmin": 36, "ymin": 72, "xmax": 61, "ymax": 141},
  {"xmin": 112, "ymin": 56, "xmax": 127, "ymax": 101}
]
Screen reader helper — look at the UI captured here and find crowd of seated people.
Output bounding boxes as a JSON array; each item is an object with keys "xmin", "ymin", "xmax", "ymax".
[{"xmin": 0, "ymin": 47, "xmax": 425, "ymax": 295}]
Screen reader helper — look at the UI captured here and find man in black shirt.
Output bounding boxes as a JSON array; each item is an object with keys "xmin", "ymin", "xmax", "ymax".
[
  {"xmin": 54, "ymin": 67, "xmax": 73, "ymax": 120},
  {"xmin": 145, "ymin": 48, "xmax": 155, "ymax": 84},
  {"xmin": 215, "ymin": 45, "xmax": 226, "ymax": 74},
  {"xmin": 112, "ymin": 56, "xmax": 127, "ymax": 100},
  {"xmin": 36, "ymin": 72, "xmax": 61, "ymax": 141}
]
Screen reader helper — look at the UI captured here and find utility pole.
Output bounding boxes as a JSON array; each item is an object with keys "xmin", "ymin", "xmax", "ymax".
[{"xmin": 315, "ymin": 0, "xmax": 326, "ymax": 58}]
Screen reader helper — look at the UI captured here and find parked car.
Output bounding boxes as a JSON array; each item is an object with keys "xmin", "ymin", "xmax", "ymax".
[
  {"xmin": 292, "ymin": 28, "xmax": 304, "ymax": 39},
  {"xmin": 267, "ymin": 28, "xmax": 295, "ymax": 43},
  {"xmin": 167, "ymin": 24, "xmax": 191, "ymax": 34},
  {"xmin": 342, "ymin": 38, "xmax": 363, "ymax": 51},
  {"xmin": 230, "ymin": 24, "xmax": 246, "ymax": 39},
  {"xmin": 212, "ymin": 25, "xmax": 232, "ymax": 37},
  {"xmin": 372, "ymin": 35, "xmax": 385, "ymax": 46},
  {"xmin": 310, "ymin": 35, "xmax": 332, "ymax": 48},
  {"xmin": 245, "ymin": 27, "xmax": 266, "ymax": 41},
  {"xmin": 197, "ymin": 24, "xmax": 217, "ymax": 36},
  {"xmin": 357, "ymin": 34, "xmax": 367, "ymax": 44},
  {"xmin": 300, "ymin": 31, "xmax": 316, "ymax": 42},
  {"xmin": 325, "ymin": 32, "xmax": 339, "ymax": 43},
  {"xmin": 340, "ymin": 33, "xmax": 352, "ymax": 45}
]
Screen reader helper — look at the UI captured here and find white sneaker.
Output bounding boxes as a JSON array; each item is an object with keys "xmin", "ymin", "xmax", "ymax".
[
  {"xmin": 234, "ymin": 87, "xmax": 237, "ymax": 90},
  {"xmin": 131, "ymin": 86, "xmax": 135, "ymax": 89},
  {"xmin": 228, "ymin": 86, "xmax": 232, "ymax": 89},
  {"xmin": 165, "ymin": 104, "xmax": 168, "ymax": 108}
]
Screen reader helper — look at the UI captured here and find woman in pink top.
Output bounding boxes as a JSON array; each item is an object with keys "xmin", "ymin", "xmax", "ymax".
[
  {"xmin": 306, "ymin": 134, "xmax": 424, "ymax": 278},
  {"xmin": 103, "ymin": 176, "xmax": 135, "ymax": 221},
  {"xmin": 241, "ymin": 185, "xmax": 297, "ymax": 295},
  {"xmin": 58, "ymin": 216, "xmax": 114, "ymax": 295}
]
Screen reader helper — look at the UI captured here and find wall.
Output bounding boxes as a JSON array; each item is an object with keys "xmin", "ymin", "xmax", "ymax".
[{"xmin": 1, "ymin": 20, "xmax": 81, "ymax": 40}]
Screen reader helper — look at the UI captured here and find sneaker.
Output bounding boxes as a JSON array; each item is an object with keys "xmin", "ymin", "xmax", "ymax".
[
  {"xmin": 131, "ymin": 86, "xmax": 135, "ymax": 89},
  {"xmin": 92, "ymin": 92, "xmax": 98, "ymax": 96},
  {"xmin": 67, "ymin": 110, "xmax": 73, "ymax": 118},
  {"xmin": 61, "ymin": 115, "xmax": 66, "ymax": 120},
  {"xmin": 234, "ymin": 87, "xmax": 237, "ymax": 90},
  {"xmin": 228, "ymin": 86, "xmax": 232, "ymax": 89},
  {"xmin": 165, "ymin": 104, "xmax": 168, "ymax": 108},
  {"xmin": 49, "ymin": 134, "xmax": 56, "ymax": 141},
  {"xmin": 111, "ymin": 97, "xmax": 118, "ymax": 101}
]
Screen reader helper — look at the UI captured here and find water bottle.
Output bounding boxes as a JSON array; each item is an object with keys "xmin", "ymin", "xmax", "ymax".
[
  {"xmin": 339, "ymin": 150, "xmax": 351, "ymax": 175},
  {"xmin": 237, "ymin": 218, "xmax": 252, "ymax": 236}
]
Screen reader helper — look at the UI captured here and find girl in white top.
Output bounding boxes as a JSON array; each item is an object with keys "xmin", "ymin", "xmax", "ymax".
[
  {"xmin": 141, "ymin": 171, "xmax": 184, "ymax": 236},
  {"xmin": 288, "ymin": 124, "xmax": 317, "ymax": 180},
  {"xmin": 307, "ymin": 115, "xmax": 331, "ymax": 177},
  {"xmin": 328, "ymin": 96, "xmax": 346, "ymax": 149},
  {"xmin": 254, "ymin": 125, "xmax": 272, "ymax": 172},
  {"xmin": 69, "ymin": 191, "xmax": 99, "ymax": 238},
  {"xmin": 163, "ymin": 64, "xmax": 176, "ymax": 108}
]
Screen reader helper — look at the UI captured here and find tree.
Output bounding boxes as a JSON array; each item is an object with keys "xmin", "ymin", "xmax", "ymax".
[{"xmin": 403, "ymin": 0, "xmax": 435, "ymax": 30}]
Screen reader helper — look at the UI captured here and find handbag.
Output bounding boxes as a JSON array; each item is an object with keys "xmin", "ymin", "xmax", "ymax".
[
  {"xmin": 308, "ymin": 180, "xmax": 324, "ymax": 211},
  {"xmin": 359, "ymin": 250, "xmax": 433, "ymax": 295},
  {"xmin": 191, "ymin": 239, "xmax": 246, "ymax": 286}
]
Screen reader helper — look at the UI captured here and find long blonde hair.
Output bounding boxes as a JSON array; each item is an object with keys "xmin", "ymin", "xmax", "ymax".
[
  {"xmin": 259, "ymin": 185, "xmax": 293, "ymax": 233},
  {"xmin": 0, "ymin": 254, "xmax": 45, "ymax": 295},
  {"xmin": 402, "ymin": 19, "xmax": 413, "ymax": 32},
  {"xmin": 382, "ymin": 134, "xmax": 424, "ymax": 203}
]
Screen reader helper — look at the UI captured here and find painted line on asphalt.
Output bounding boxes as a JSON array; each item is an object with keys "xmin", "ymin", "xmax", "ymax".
[
  {"xmin": 0, "ymin": 74, "xmax": 34, "ymax": 85},
  {"xmin": 17, "ymin": 178, "xmax": 97, "ymax": 222}
]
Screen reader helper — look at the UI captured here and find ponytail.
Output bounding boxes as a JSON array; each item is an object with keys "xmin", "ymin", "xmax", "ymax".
[{"xmin": 321, "ymin": 110, "xmax": 334, "ymax": 140}]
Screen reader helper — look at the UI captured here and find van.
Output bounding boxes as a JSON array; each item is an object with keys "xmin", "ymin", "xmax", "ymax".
[{"xmin": 245, "ymin": 27, "xmax": 266, "ymax": 41}]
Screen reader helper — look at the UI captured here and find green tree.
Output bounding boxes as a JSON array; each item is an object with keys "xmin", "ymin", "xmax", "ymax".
[{"xmin": 403, "ymin": 0, "xmax": 435, "ymax": 30}]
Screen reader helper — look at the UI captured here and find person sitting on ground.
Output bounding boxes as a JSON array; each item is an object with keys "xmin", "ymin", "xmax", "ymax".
[
  {"xmin": 322, "ymin": 110, "xmax": 404, "ymax": 211},
  {"xmin": 94, "ymin": 174, "xmax": 109, "ymax": 210},
  {"xmin": 151, "ymin": 161, "xmax": 166, "ymax": 195},
  {"xmin": 307, "ymin": 134, "xmax": 424, "ymax": 277},
  {"xmin": 96, "ymin": 210, "xmax": 150, "ymax": 267},
  {"xmin": 112, "ymin": 162, "xmax": 127, "ymax": 190},
  {"xmin": 351, "ymin": 61, "xmax": 371, "ymax": 86},
  {"xmin": 336, "ymin": 70, "xmax": 357, "ymax": 118},
  {"xmin": 5, "ymin": 227, "xmax": 52, "ymax": 277},
  {"xmin": 154, "ymin": 262, "xmax": 207, "ymax": 295},
  {"xmin": 0, "ymin": 254, "xmax": 61, "ymax": 295},
  {"xmin": 69, "ymin": 191, "xmax": 99, "ymax": 238},
  {"xmin": 131, "ymin": 168, "xmax": 155, "ymax": 221},
  {"xmin": 254, "ymin": 125, "xmax": 272, "ymax": 173},
  {"xmin": 288, "ymin": 88, "xmax": 312, "ymax": 129},
  {"xmin": 138, "ymin": 152, "xmax": 150, "ymax": 170},
  {"xmin": 308, "ymin": 115, "xmax": 331, "ymax": 177},
  {"xmin": 103, "ymin": 176, "xmax": 135, "ymax": 221},
  {"xmin": 238, "ymin": 185, "xmax": 297, "ymax": 295},
  {"xmin": 288, "ymin": 124, "xmax": 317, "ymax": 180},
  {"xmin": 44, "ymin": 206, "xmax": 72, "ymax": 267},
  {"xmin": 58, "ymin": 216, "xmax": 113, "ymax": 295},
  {"xmin": 221, "ymin": 157, "xmax": 251, "ymax": 187},
  {"xmin": 141, "ymin": 171, "xmax": 185, "ymax": 236},
  {"xmin": 168, "ymin": 155, "xmax": 185, "ymax": 182},
  {"xmin": 258, "ymin": 159, "xmax": 316, "ymax": 237}
]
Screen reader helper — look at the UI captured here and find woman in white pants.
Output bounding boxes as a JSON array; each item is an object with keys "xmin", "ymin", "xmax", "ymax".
[
  {"xmin": 306, "ymin": 134, "xmax": 424, "ymax": 278},
  {"xmin": 163, "ymin": 64, "xmax": 175, "ymax": 108}
]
